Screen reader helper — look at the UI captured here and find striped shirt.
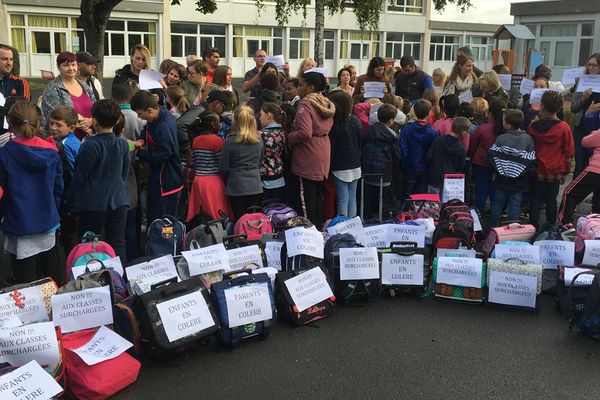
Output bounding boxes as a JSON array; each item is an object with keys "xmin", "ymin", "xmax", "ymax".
[
  {"xmin": 191, "ymin": 133, "xmax": 223, "ymax": 176},
  {"xmin": 489, "ymin": 131, "xmax": 536, "ymax": 179}
]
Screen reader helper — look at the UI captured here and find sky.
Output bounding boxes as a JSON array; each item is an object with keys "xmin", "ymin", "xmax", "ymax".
[{"xmin": 431, "ymin": 0, "xmax": 546, "ymax": 25}]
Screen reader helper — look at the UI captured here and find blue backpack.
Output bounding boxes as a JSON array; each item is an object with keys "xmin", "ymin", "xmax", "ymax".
[{"xmin": 146, "ymin": 215, "xmax": 186, "ymax": 256}]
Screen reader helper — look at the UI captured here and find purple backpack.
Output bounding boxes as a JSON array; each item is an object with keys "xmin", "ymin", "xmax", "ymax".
[{"xmin": 262, "ymin": 203, "xmax": 298, "ymax": 227}]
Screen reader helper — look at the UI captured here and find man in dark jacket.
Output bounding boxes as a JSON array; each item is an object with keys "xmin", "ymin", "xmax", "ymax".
[
  {"xmin": 394, "ymin": 56, "xmax": 432, "ymax": 102},
  {"xmin": 131, "ymin": 91, "xmax": 184, "ymax": 224}
]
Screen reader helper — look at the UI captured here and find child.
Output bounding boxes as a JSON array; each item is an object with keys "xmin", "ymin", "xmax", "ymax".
[
  {"xmin": 528, "ymin": 91, "xmax": 574, "ymax": 229},
  {"xmin": 489, "ymin": 109, "xmax": 536, "ymax": 227},
  {"xmin": 400, "ymin": 99, "xmax": 438, "ymax": 197},
  {"xmin": 165, "ymin": 85, "xmax": 190, "ymax": 119},
  {"xmin": 284, "ymin": 78, "xmax": 300, "ymax": 106},
  {"xmin": 433, "ymin": 94, "xmax": 469, "ymax": 150},
  {"xmin": 258, "ymin": 102, "xmax": 287, "ymax": 203},
  {"xmin": 457, "ymin": 102, "xmax": 474, "ymax": 121},
  {"xmin": 422, "ymin": 88, "xmax": 442, "ymax": 125},
  {"xmin": 362, "ymin": 104, "xmax": 400, "ymax": 218},
  {"xmin": 426, "ymin": 117, "xmax": 470, "ymax": 194},
  {"xmin": 0, "ymin": 100, "xmax": 62, "ymax": 283},
  {"xmin": 470, "ymin": 97, "xmax": 489, "ymax": 134}
]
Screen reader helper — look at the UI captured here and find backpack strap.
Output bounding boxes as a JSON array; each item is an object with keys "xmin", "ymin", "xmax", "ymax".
[
  {"xmin": 208, "ymin": 222, "xmax": 225, "ymax": 244},
  {"xmin": 565, "ymin": 271, "xmax": 598, "ymax": 329}
]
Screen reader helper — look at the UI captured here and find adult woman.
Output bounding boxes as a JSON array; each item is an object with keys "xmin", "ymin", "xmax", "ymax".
[
  {"xmin": 211, "ymin": 65, "xmax": 239, "ymax": 108},
  {"xmin": 296, "ymin": 57, "xmax": 316, "ymax": 79},
  {"xmin": 521, "ymin": 78, "xmax": 553, "ymax": 128},
  {"xmin": 442, "ymin": 54, "xmax": 477, "ymax": 97},
  {"xmin": 471, "ymin": 71, "xmax": 509, "ymax": 107},
  {"xmin": 162, "ymin": 63, "xmax": 186, "ymax": 87},
  {"xmin": 533, "ymin": 64, "xmax": 565, "ymax": 92},
  {"xmin": 112, "ymin": 44, "xmax": 164, "ymax": 105},
  {"xmin": 287, "ymin": 72, "xmax": 335, "ymax": 227},
  {"xmin": 0, "ymin": 101, "xmax": 62, "ymax": 283},
  {"xmin": 328, "ymin": 90, "xmax": 362, "ymax": 217},
  {"xmin": 344, "ymin": 64, "xmax": 358, "ymax": 87},
  {"xmin": 332, "ymin": 68, "xmax": 354, "ymax": 96},
  {"xmin": 258, "ymin": 102, "xmax": 287, "ymax": 202},
  {"xmin": 219, "ymin": 106, "xmax": 264, "ymax": 221},
  {"xmin": 353, "ymin": 57, "xmax": 391, "ymax": 102},
  {"xmin": 41, "ymin": 51, "xmax": 96, "ymax": 140},
  {"xmin": 432, "ymin": 68, "xmax": 446, "ymax": 95},
  {"xmin": 182, "ymin": 60, "xmax": 208, "ymax": 106}
]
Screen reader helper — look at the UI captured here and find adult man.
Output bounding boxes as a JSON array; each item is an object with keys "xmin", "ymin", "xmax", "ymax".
[
  {"xmin": 0, "ymin": 45, "xmax": 30, "ymax": 101},
  {"xmin": 242, "ymin": 49, "xmax": 267, "ymax": 97},
  {"xmin": 394, "ymin": 56, "xmax": 433, "ymax": 102},
  {"xmin": 202, "ymin": 47, "xmax": 220, "ymax": 85},
  {"xmin": 456, "ymin": 46, "xmax": 483, "ymax": 77},
  {"xmin": 77, "ymin": 51, "xmax": 104, "ymax": 100},
  {"xmin": 186, "ymin": 55, "xmax": 199, "ymax": 67}
]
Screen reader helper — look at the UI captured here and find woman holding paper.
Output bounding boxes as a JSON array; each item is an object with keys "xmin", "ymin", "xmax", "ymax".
[
  {"xmin": 353, "ymin": 57, "xmax": 391, "ymax": 102},
  {"xmin": 112, "ymin": 44, "xmax": 165, "ymax": 106},
  {"xmin": 442, "ymin": 55, "xmax": 477, "ymax": 97}
]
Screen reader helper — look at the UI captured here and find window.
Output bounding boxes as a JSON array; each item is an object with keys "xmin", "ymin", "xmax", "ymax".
[
  {"xmin": 579, "ymin": 23, "xmax": 595, "ymax": 66},
  {"xmin": 170, "ymin": 23, "xmax": 226, "ymax": 58},
  {"xmin": 467, "ymin": 36, "xmax": 493, "ymax": 61},
  {"xmin": 340, "ymin": 31, "xmax": 380, "ymax": 60},
  {"xmin": 429, "ymin": 35, "xmax": 460, "ymax": 61},
  {"xmin": 540, "ymin": 41, "xmax": 551, "ymax": 65},
  {"xmin": 554, "ymin": 41, "xmax": 573, "ymax": 66},
  {"xmin": 232, "ymin": 26, "xmax": 283, "ymax": 58},
  {"xmin": 385, "ymin": 32, "xmax": 421, "ymax": 60},
  {"xmin": 99, "ymin": 20, "xmax": 156, "ymax": 57},
  {"xmin": 10, "ymin": 15, "xmax": 26, "ymax": 53},
  {"xmin": 289, "ymin": 28, "xmax": 310, "ymax": 59},
  {"xmin": 324, "ymin": 30, "xmax": 335, "ymax": 60},
  {"xmin": 388, "ymin": 0, "xmax": 423, "ymax": 13},
  {"xmin": 541, "ymin": 24, "xmax": 577, "ymax": 37}
]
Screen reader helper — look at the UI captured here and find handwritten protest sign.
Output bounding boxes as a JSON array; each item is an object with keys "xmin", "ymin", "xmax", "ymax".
[
  {"xmin": 519, "ymin": 78, "xmax": 535, "ymax": 95},
  {"xmin": 72, "ymin": 326, "xmax": 132, "ymax": 366}
]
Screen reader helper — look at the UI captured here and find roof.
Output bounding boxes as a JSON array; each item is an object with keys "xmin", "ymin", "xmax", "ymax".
[
  {"xmin": 493, "ymin": 24, "xmax": 535, "ymax": 40},
  {"xmin": 429, "ymin": 21, "xmax": 500, "ymax": 33},
  {"xmin": 511, "ymin": 0, "xmax": 600, "ymax": 16}
]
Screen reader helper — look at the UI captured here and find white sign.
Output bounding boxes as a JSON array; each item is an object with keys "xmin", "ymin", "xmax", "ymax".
[
  {"xmin": 381, "ymin": 253, "xmax": 423, "ymax": 285},
  {"xmin": 284, "ymin": 267, "xmax": 334, "ymax": 312},
  {"xmin": 529, "ymin": 88, "xmax": 558, "ymax": 105},
  {"xmin": 0, "ymin": 92, "xmax": 5, "ymax": 106},
  {"xmin": 51, "ymin": 286, "xmax": 113, "ymax": 334},
  {"xmin": 339, "ymin": 247, "xmax": 380, "ymax": 281},
  {"xmin": 0, "ymin": 316, "xmax": 22, "ymax": 330},
  {"xmin": 499, "ymin": 74, "xmax": 512, "ymax": 91},
  {"xmin": 71, "ymin": 326, "xmax": 132, "ymax": 366},
  {"xmin": 386, "ymin": 224, "xmax": 426, "ymax": 248},
  {"xmin": 227, "ymin": 245, "xmax": 264, "ymax": 270},
  {"xmin": 265, "ymin": 55, "xmax": 285, "ymax": 70},
  {"xmin": 0, "ymin": 287, "xmax": 48, "ymax": 324},
  {"xmin": 583, "ymin": 240, "xmax": 600, "ymax": 266},
  {"xmin": 326, "ymin": 217, "xmax": 366, "ymax": 245},
  {"xmin": 519, "ymin": 78, "xmax": 535, "ymax": 95},
  {"xmin": 305, "ymin": 67, "xmax": 327, "ymax": 76},
  {"xmin": 363, "ymin": 225, "xmax": 387, "ymax": 248},
  {"xmin": 138, "ymin": 69, "xmax": 166, "ymax": 90},
  {"xmin": 442, "ymin": 175, "xmax": 465, "ymax": 202},
  {"xmin": 564, "ymin": 267, "xmax": 596, "ymax": 287},
  {"xmin": 224, "ymin": 283, "xmax": 273, "ymax": 328},
  {"xmin": 0, "ymin": 322, "xmax": 59, "ymax": 368},
  {"xmin": 576, "ymin": 74, "xmax": 600, "ymax": 93},
  {"xmin": 458, "ymin": 91, "xmax": 473, "ymax": 103},
  {"xmin": 72, "ymin": 256, "xmax": 125, "ymax": 279},
  {"xmin": 436, "ymin": 257, "xmax": 483, "ymax": 288},
  {"xmin": 534, "ymin": 240, "xmax": 575, "ymax": 270},
  {"xmin": 0, "ymin": 360, "xmax": 63, "ymax": 400},
  {"xmin": 561, "ymin": 67, "xmax": 586, "ymax": 86},
  {"xmin": 264, "ymin": 242, "xmax": 283, "ymax": 271},
  {"xmin": 493, "ymin": 244, "xmax": 540, "ymax": 265},
  {"xmin": 363, "ymin": 82, "xmax": 385, "ymax": 98},
  {"xmin": 253, "ymin": 267, "xmax": 278, "ymax": 291},
  {"xmin": 155, "ymin": 291, "xmax": 215, "ymax": 343},
  {"xmin": 284, "ymin": 227, "xmax": 324, "ymax": 259},
  {"xmin": 488, "ymin": 271, "xmax": 537, "ymax": 308},
  {"xmin": 471, "ymin": 209, "xmax": 482, "ymax": 232},
  {"xmin": 126, "ymin": 254, "xmax": 180, "ymax": 283},
  {"xmin": 437, "ymin": 248, "xmax": 477, "ymax": 258}
]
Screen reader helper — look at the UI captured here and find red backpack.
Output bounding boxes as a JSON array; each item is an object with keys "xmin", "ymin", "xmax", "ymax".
[
  {"xmin": 233, "ymin": 212, "xmax": 273, "ymax": 241},
  {"xmin": 65, "ymin": 232, "xmax": 117, "ymax": 284}
]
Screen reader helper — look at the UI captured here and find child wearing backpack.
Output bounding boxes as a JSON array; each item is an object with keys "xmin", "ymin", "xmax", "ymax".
[
  {"xmin": 427, "ymin": 117, "xmax": 470, "ymax": 194},
  {"xmin": 0, "ymin": 100, "xmax": 63, "ymax": 283},
  {"xmin": 400, "ymin": 99, "xmax": 437, "ymax": 197},
  {"xmin": 433, "ymin": 94, "xmax": 469, "ymax": 150},
  {"xmin": 489, "ymin": 109, "xmax": 536, "ymax": 227},
  {"xmin": 528, "ymin": 91, "xmax": 574, "ymax": 229}
]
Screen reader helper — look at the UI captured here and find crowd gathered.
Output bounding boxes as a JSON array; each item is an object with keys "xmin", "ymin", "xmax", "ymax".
[{"xmin": 1, "ymin": 41, "xmax": 600, "ymax": 285}]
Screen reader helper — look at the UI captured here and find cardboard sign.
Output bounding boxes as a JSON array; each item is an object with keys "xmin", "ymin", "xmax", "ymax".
[
  {"xmin": 564, "ymin": 267, "xmax": 596, "ymax": 287},
  {"xmin": 72, "ymin": 256, "xmax": 125, "ymax": 279},
  {"xmin": 364, "ymin": 82, "xmax": 385, "ymax": 98},
  {"xmin": 533, "ymin": 240, "xmax": 575, "ymax": 270},
  {"xmin": 363, "ymin": 225, "xmax": 387, "ymax": 248},
  {"xmin": 576, "ymin": 74, "xmax": 600, "ymax": 93},
  {"xmin": 499, "ymin": 74, "xmax": 512, "ymax": 91},
  {"xmin": 488, "ymin": 271, "xmax": 537, "ymax": 308},
  {"xmin": 265, "ymin": 55, "xmax": 285, "ymax": 70},
  {"xmin": 126, "ymin": 254, "xmax": 179, "ymax": 283},
  {"xmin": 284, "ymin": 227, "xmax": 324, "ymax": 259},
  {"xmin": 381, "ymin": 253, "xmax": 424, "ymax": 285},
  {"xmin": 224, "ymin": 283, "xmax": 273, "ymax": 328},
  {"xmin": 582, "ymin": 240, "xmax": 600, "ymax": 266},
  {"xmin": 0, "ymin": 322, "xmax": 59, "ymax": 368},
  {"xmin": 0, "ymin": 287, "xmax": 48, "ymax": 324},
  {"xmin": 493, "ymin": 244, "xmax": 541, "ymax": 265},
  {"xmin": 284, "ymin": 267, "xmax": 334, "ymax": 312},
  {"xmin": 458, "ymin": 91, "xmax": 473, "ymax": 103},
  {"xmin": 437, "ymin": 248, "xmax": 477, "ymax": 258},
  {"xmin": 51, "ymin": 286, "xmax": 113, "ymax": 333},
  {"xmin": 519, "ymin": 78, "xmax": 535, "ymax": 95},
  {"xmin": 155, "ymin": 291, "xmax": 215, "ymax": 343},
  {"xmin": 264, "ymin": 241, "xmax": 283, "ymax": 270},
  {"xmin": 227, "ymin": 245, "xmax": 264, "ymax": 270},
  {"xmin": 561, "ymin": 67, "xmax": 586, "ymax": 85},
  {"xmin": 386, "ymin": 224, "xmax": 426, "ymax": 248},
  {"xmin": 339, "ymin": 247, "xmax": 380, "ymax": 280},
  {"xmin": 71, "ymin": 325, "xmax": 132, "ymax": 366},
  {"xmin": 442, "ymin": 175, "xmax": 465, "ymax": 203},
  {"xmin": 326, "ymin": 217, "xmax": 366, "ymax": 245},
  {"xmin": 0, "ymin": 360, "xmax": 63, "ymax": 400},
  {"xmin": 436, "ymin": 257, "xmax": 483, "ymax": 288},
  {"xmin": 470, "ymin": 209, "xmax": 482, "ymax": 232}
]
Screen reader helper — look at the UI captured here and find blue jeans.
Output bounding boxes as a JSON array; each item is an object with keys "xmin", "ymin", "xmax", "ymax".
[
  {"xmin": 333, "ymin": 175, "xmax": 359, "ymax": 217},
  {"xmin": 491, "ymin": 189, "xmax": 522, "ymax": 227},
  {"xmin": 473, "ymin": 165, "xmax": 495, "ymax": 212}
]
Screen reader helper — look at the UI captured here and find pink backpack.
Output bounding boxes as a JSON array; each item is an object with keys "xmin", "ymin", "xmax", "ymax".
[
  {"xmin": 65, "ymin": 232, "xmax": 117, "ymax": 284},
  {"xmin": 575, "ymin": 214, "xmax": 600, "ymax": 263},
  {"xmin": 234, "ymin": 212, "xmax": 273, "ymax": 241}
]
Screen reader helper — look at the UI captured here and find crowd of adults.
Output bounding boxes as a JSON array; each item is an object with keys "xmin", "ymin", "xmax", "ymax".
[{"xmin": 0, "ymin": 41, "xmax": 599, "ymax": 286}]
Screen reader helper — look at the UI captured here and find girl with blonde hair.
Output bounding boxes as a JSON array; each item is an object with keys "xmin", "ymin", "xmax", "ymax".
[{"xmin": 165, "ymin": 85, "xmax": 190, "ymax": 119}]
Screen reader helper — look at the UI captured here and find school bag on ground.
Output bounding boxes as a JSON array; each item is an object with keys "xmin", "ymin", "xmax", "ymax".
[
  {"xmin": 482, "ymin": 223, "xmax": 536, "ymax": 257},
  {"xmin": 279, "ymin": 219, "xmax": 325, "ymax": 272},
  {"xmin": 556, "ymin": 265, "xmax": 598, "ymax": 317},
  {"xmin": 234, "ymin": 209, "xmax": 273, "ymax": 241},
  {"xmin": 66, "ymin": 232, "xmax": 116, "ymax": 283},
  {"xmin": 183, "ymin": 213, "xmax": 229, "ymax": 250},
  {"xmin": 146, "ymin": 215, "xmax": 186, "ymax": 256},
  {"xmin": 211, "ymin": 271, "xmax": 276, "ymax": 348},
  {"xmin": 380, "ymin": 241, "xmax": 431, "ymax": 298},
  {"xmin": 564, "ymin": 270, "xmax": 600, "ymax": 340},
  {"xmin": 431, "ymin": 199, "xmax": 475, "ymax": 250},
  {"xmin": 431, "ymin": 256, "xmax": 487, "ymax": 303},
  {"xmin": 486, "ymin": 258, "xmax": 542, "ymax": 311},
  {"xmin": 575, "ymin": 214, "xmax": 600, "ymax": 264},
  {"xmin": 262, "ymin": 202, "xmax": 298, "ymax": 229},
  {"xmin": 396, "ymin": 194, "xmax": 441, "ymax": 222}
]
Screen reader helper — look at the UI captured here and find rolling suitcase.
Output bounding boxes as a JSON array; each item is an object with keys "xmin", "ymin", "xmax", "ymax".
[
  {"xmin": 432, "ymin": 256, "xmax": 486, "ymax": 303},
  {"xmin": 485, "ymin": 258, "xmax": 543, "ymax": 311},
  {"xmin": 380, "ymin": 241, "xmax": 430, "ymax": 298}
]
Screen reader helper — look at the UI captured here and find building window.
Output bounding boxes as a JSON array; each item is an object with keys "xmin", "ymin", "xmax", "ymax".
[
  {"xmin": 10, "ymin": 15, "xmax": 26, "ymax": 53},
  {"xmin": 324, "ymin": 30, "xmax": 335, "ymax": 60},
  {"xmin": 534, "ymin": 22, "xmax": 594, "ymax": 67},
  {"xmin": 171, "ymin": 23, "xmax": 226, "ymax": 58},
  {"xmin": 467, "ymin": 36, "xmax": 493, "ymax": 61},
  {"xmin": 289, "ymin": 28, "xmax": 310, "ymax": 59},
  {"xmin": 388, "ymin": 0, "xmax": 423, "ymax": 14},
  {"xmin": 540, "ymin": 24, "xmax": 577, "ymax": 37},
  {"xmin": 232, "ymin": 26, "xmax": 282, "ymax": 58},
  {"xmin": 99, "ymin": 20, "xmax": 156, "ymax": 57},
  {"xmin": 429, "ymin": 35, "xmax": 460, "ymax": 61},
  {"xmin": 385, "ymin": 32, "xmax": 421, "ymax": 60},
  {"xmin": 340, "ymin": 31, "xmax": 380, "ymax": 60},
  {"xmin": 579, "ymin": 23, "xmax": 595, "ymax": 66}
]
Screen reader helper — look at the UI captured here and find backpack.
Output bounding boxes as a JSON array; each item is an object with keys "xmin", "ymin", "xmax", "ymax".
[
  {"xmin": 396, "ymin": 194, "xmax": 442, "ymax": 222},
  {"xmin": 65, "ymin": 232, "xmax": 117, "ymax": 283},
  {"xmin": 183, "ymin": 215, "xmax": 228, "ymax": 249},
  {"xmin": 58, "ymin": 268, "xmax": 126, "ymax": 304},
  {"xmin": 262, "ymin": 202, "xmax": 298, "ymax": 228},
  {"xmin": 566, "ymin": 271, "xmax": 600, "ymax": 340},
  {"xmin": 146, "ymin": 215, "xmax": 186, "ymax": 256},
  {"xmin": 575, "ymin": 214, "xmax": 600, "ymax": 264},
  {"xmin": 432, "ymin": 199, "xmax": 474, "ymax": 250},
  {"xmin": 234, "ymin": 212, "xmax": 273, "ymax": 241}
]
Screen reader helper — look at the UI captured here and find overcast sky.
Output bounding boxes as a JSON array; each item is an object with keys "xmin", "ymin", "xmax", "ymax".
[{"xmin": 431, "ymin": 0, "xmax": 546, "ymax": 25}]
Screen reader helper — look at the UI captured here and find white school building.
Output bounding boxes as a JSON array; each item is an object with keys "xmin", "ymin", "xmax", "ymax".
[{"xmin": 0, "ymin": 0, "xmax": 501, "ymax": 79}]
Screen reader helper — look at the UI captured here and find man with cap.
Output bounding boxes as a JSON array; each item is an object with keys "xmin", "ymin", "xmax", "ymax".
[
  {"xmin": 206, "ymin": 90, "xmax": 233, "ymax": 138},
  {"xmin": 77, "ymin": 51, "xmax": 104, "ymax": 100}
]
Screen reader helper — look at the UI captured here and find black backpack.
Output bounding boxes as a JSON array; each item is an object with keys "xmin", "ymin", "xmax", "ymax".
[
  {"xmin": 432, "ymin": 199, "xmax": 475, "ymax": 250},
  {"xmin": 565, "ymin": 271, "xmax": 600, "ymax": 340}
]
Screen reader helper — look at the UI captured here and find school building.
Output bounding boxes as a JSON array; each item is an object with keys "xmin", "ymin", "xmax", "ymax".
[{"xmin": 0, "ymin": 0, "xmax": 500, "ymax": 78}]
